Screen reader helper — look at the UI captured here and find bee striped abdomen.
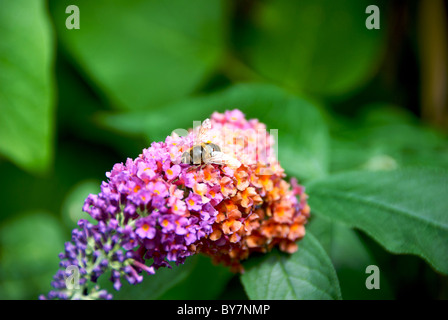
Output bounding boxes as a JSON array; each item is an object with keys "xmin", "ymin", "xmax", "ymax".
[{"xmin": 181, "ymin": 143, "xmax": 222, "ymax": 165}]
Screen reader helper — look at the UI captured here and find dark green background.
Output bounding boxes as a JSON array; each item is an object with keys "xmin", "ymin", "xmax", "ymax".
[{"xmin": 0, "ymin": 0, "xmax": 447, "ymax": 300}]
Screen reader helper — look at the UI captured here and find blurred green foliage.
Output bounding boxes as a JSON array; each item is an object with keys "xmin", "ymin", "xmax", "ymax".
[
  {"xmin": 234, "ymin": 0, "xmax": 387, "ymax": 96},
  {"xmin": 0, "ymin": 0, "xmax": 447, "ymax": 300},
  {"xmin": 0, "ymin": 0, "xmax": 54, "ymax": 173},
  {"xmin": 50, "ymin": 0, "xmax": 227, "ymax": 111}
]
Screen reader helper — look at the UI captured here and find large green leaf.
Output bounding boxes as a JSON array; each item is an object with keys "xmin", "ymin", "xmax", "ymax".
[
  {"xmin": 0, "ymin": 0, "xmax": 55, "ymax": 173},
  {"xmin": 98, "ymin": 83, "xmax": 329, "ymax": 181},
  {"xmin": 235, "ymin": 0, "xmax": 386, "ymax": 97},
  {"xmin": 241, "ymin": 232, "xmax": 342, "ymax": 300},
  {"xmin": 50, "ymin": 0, "xmax": 226, "ymax": 110},
  {"xmin": 307, "ymin": 168, "xmax": 448, "ymax": 274}
]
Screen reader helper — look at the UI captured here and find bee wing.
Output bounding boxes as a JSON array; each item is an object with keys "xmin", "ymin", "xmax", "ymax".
[
  {"xmin": 195, "ymin": 118, "xmax": 212, "ymax": 144},
  {"xmin": 208, "ymin": 151, "xmax": 241, "ymax": 168}
]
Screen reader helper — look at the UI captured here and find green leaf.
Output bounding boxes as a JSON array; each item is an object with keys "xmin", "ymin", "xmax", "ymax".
[
  {"xmin": 50, "ymin": 0, "xmax": 226, "ymax": 110},
  {"xmin": 98, "ymin": 83, "xmax": 329, "ymax": 181},
  {"xmin": 236, "ymin": 0, "xmax": 386, "ymax": 96},
  {"xmin": 241, "ymin": 232, "xmax": 341, "ymax": 300},
  {"xmin": 0, "ymin": 212, "xmax": 65, "ymax": 299},
  {"xmin": 307, "ymin": 167, "xmax": 448, "ymax": 274},
  {"xmin": 0, "ymin": 0, "xmax": 55, "ymax": 173}
]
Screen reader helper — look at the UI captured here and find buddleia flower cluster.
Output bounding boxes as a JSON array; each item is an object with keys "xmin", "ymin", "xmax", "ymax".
[{"xmin": 41, "ymin": 109, "xmax": 310, "ymax": 300}]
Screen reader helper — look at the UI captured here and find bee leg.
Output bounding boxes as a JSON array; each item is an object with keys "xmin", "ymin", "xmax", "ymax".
[{"xmin": 186, "ymin": 164, "xmax": 200, "ymax": 172}]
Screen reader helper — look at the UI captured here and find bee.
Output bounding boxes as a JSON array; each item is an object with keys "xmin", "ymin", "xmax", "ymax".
[{"xmin": 181, "ymin": 119, "xmax": 241, "ymax": 168}]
